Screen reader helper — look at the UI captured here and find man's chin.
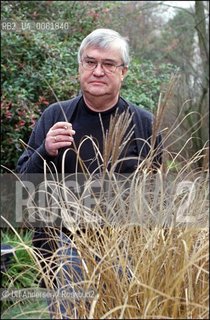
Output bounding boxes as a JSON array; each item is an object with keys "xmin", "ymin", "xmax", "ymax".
[{"xmin": 83, "ymin": 89, "xmax": 108, "ymax": 97}]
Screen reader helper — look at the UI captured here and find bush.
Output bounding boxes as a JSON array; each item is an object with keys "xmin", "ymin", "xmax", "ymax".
[
  {"xmin": 1, "ymin": 229, "xmax": 39, "ymax": 315},
  {"xmin": 1, "ymin": 1, "xmax": 177, "ymax": 172},
  {"xmin": 122, "ymin": 58, "xmax": 177, "ymax": 110},
  {"xmin": 1, "ymin": 1, "xmax": 103, "ymax": 172}
]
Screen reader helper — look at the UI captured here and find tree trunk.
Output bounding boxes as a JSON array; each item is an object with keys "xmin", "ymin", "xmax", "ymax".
[{"xmin": 194, "ymin": 0, "xmax": 209, "ymax": 168}]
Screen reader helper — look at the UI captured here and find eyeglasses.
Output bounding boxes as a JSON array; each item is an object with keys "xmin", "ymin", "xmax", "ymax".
[{"xmin": 81, "ymin": 58, "xmax": 125, "ymax": 74}]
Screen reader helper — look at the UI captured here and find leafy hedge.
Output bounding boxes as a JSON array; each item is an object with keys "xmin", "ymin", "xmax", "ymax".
[{"xmin": 1, "ymin": 1, "xmax": 177, "ymax": 172}]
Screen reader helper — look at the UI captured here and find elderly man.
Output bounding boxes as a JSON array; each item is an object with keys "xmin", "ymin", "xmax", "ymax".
[
  {"xmin": 17, "ymin": 28, "xmax": 162, "ymax": 318},
  {"xmin": 17, "ymin": 28, "xmax": 161, "ymax": 174}
]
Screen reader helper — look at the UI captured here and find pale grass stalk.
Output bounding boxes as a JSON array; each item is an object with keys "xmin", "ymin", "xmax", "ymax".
[
  {"xmin": 2, "ymin": 76, "xmax": 209, "ymax": 319},
  {"xmin": 88, "ymin": 293, "xmax": 100, "ymax": 319}
]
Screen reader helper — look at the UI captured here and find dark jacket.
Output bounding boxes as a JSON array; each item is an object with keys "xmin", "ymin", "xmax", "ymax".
[
  {"xmin": 16, "ymin": 94, "xmax": 162, "ymax": 287},
  {"xmin": 16, "ymin": 95, "xmax": 162, "ymax": 174}
]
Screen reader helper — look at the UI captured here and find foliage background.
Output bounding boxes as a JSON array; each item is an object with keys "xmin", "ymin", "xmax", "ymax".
[
  {"xmin": 1, "ymin": 2, "xmax": 209, "ymax": 318},
  {"xmin": 1, "ymin": 1, "xmax": 209, "ymax": 171}
]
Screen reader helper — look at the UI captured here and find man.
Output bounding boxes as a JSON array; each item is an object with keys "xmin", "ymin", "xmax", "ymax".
[
  {"xmin": 17, "ymin": 28, "xmax": 161, "ymax": 175},
  {"xmin": 16, "ymin": 28, "xmax": 162, "ymax": 318}
]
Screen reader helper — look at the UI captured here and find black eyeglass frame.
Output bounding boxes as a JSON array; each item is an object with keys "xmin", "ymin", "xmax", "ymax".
[{"xmin": 80, "ymin": 58, "xmax": 125, "ymax": 73}]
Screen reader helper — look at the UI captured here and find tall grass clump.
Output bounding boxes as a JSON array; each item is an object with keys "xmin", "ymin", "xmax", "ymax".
[{"xmin": 1, "ymin": 76, "xmax": 209, "ymax": 319}]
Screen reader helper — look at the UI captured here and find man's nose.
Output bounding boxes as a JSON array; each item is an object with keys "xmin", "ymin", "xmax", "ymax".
[{"xmin": 93, "ymin": 63, "xmax": 105, "ymax": 76}]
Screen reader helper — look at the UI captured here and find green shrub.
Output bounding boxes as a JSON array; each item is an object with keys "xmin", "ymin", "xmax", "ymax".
[
  {"xmin": 1, "ymin": 1, "xmax": 177, "ymax": 172},
  {"xmin": 122, "ymin": 58, "xmax": 177, "ymax": 110},
  {"xmin": 1, "ymin": 229, "xmax": 39, "ymax": 314}
]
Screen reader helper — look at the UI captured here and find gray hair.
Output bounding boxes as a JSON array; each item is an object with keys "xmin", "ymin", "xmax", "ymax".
[{"xmin": 77, "ymin": 28, "xmax": 130, "ymax": 66}]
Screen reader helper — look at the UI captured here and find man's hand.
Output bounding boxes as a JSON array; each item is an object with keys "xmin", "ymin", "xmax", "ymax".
[{"xmin": 45, "ymin": 122, "xmax": 75, "ymax": 156}]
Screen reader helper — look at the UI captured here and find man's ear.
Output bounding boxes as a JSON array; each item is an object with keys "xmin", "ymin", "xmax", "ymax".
[{"xmin": 121, "ymin": 67, "xmax": 128, "ymax": 81}]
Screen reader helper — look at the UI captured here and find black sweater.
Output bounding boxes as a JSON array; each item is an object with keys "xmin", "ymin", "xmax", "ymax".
[
  {"xmin": 16, "ymin": 95, "xmax": 162, "ymax": 174},
  {"xmin": 16, "ymin": 95, "xmax": 162, "ymax": 280}
]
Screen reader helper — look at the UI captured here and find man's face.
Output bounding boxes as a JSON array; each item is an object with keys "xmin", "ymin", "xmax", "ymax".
[{"xmin": 78, "ymin": 46, "xmax": 128, "ymax": 100}]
